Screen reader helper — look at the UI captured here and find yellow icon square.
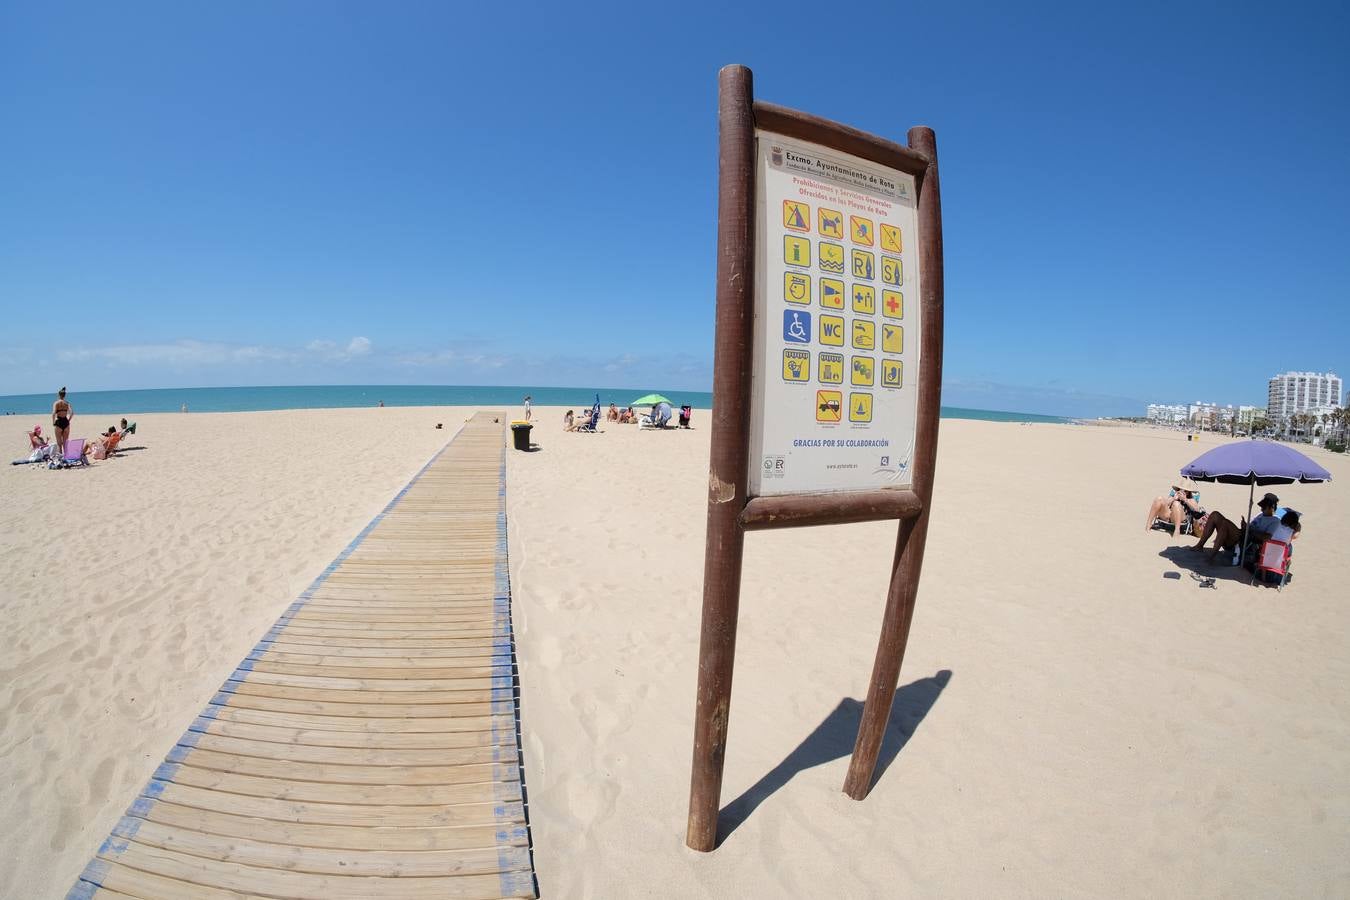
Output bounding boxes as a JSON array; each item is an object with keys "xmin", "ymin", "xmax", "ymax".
[
  {"xmin": 850, "ymin": 355, "xmax": 874, "ymax": 387},
  {"xmin": 881, "ymin": 256, "xmax": 902, "ymax": 286},
  {"xmin": 851, "ymin": 249, "xmax": 874, "ymax": 280},
  {"xmin": 783, "ymin": 200, "xmax": 810, "ymax": 233},
  {"xmin": 880, "ymin": 223, "xmax": 903, "ymax": 253},
  {"xmin": 850, "ymin": 215, "xmax": 874, "ymax": 246},
  {"xmin": 819, "ymin": 314, "xmax": 845, "ymax": 347},
  {"xmin": 819, "ymin": 241, "xmax": 844, "ymax": 274},
  {"xmin": 848, "ymin": 392, "xmax": 873, "ymax": 423},
  {"xmin": 882, "ymin": 323, "xmax": 903, "ymax": 355},
  {"xmin": 819, "ymin": 277, "xmax": 845, "ymax": 309},
  {"xmin": 784, "ymin": 272, "xmax": 811, "ymax": 305},
  {"xmin": 782, "ymin": 349, "xmax": 810, "ymax": 382},
  {"xmin": 851, "ymin": 319, "xmax": 875, "ymax": 350},
  {"xmin": 818, "ymin": 352, "xmax": 844, "ymax": 384},
  {"xmin": 785, "ymin": 235, "xmax": 811, "ymax": 267},
  {"xmin": 881, "ymin": 359, "xmax": 903, "ymax": 389},
  {"xmin": 819, "ymin": 207, "xmax": 844, "ymax": 239},
  {"xmin": 882, "ymin": 290, "xmax": 903, "ymax": 319},
  {"xmin": 852, "ymin": 284, "xmax": 875, "ymax": 315},
  {"xmin": 816, "ymin": 390, "xmax": 842, "ymax": 423}
]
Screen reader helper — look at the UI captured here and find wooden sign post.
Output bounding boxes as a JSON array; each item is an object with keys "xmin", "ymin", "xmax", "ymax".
[{"xmin": 686, "ymin": 63, "xmax": 944, "ymax": 852}]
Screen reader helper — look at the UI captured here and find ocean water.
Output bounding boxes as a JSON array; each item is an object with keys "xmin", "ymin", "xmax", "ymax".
[{"xmin": 0, "ymin": 385, "xmax": 1069, "ymax": 424}]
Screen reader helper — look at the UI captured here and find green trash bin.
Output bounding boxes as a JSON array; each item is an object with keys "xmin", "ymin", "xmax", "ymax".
[{"xmin": 511, "ymin": 421, "xmax": 532, "ymax": 451}]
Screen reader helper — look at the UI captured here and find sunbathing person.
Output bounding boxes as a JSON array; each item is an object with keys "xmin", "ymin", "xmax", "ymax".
[
  {"xmin": 562, "ymin": 410, "xmax": 577, "ymax": 432},
  {"xmin": 1188, "ymin": 510, "xmax": 1243, "ymax": 562},
  {"xmin": 27, "ymin": 425, "xmax": 48, "ymax": 451},
  {"xmin": 607, "ymin": 403, "xmax": 619, "ymax": 422},
  {"xmin": 1145, "ymin": 486, "xmax": 1203, "ymax": 536},
  {"xmin": 87, "ymin": 426, "xmax": 122, "ymax": 460}
]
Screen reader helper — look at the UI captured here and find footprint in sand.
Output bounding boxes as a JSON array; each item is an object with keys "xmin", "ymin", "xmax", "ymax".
[
  {"xmin": 88, "ymin": 756, "xmax": 116, "ymax": 807},
  {"xmin": 563, "ymin": 771, "xmax": 620, "ymax": 832}
]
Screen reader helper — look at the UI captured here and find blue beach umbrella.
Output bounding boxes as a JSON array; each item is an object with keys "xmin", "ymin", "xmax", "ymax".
[{"xmin": 1180, "ymin": 441, "xmax": 1331, "ymax": 550}]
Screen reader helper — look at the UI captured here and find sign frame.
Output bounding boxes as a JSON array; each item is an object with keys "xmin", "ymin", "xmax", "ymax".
[{"xmin": 687, "ymin": 64, "xmax": 945, "ymax": 852}]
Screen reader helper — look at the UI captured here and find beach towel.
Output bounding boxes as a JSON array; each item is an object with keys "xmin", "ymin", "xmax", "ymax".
[{"xmin": 11, "ymin": 446, "xmax": 51, "ymax": 466}]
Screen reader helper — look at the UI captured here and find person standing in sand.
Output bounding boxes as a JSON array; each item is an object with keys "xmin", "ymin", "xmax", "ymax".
[
  {"xmin": 51, "ymin": 387, "xmax": 73, "ymax": 460},
  {"xmin": 523, "ymin": 395, "xmax": 532, "ymax": 421}
]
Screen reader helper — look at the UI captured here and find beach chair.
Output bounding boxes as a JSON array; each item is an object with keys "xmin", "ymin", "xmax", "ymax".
[
  {"xmin": 575, "ymin": 397, "xmax": 601, "ymax": 433},
  {"xmin": 49, "ymin": 438, "xmax": 89, "ymax": 469},
  {"xmin": 1251, "ymin": 539, "xmax": 1292, "ymax": 590},
  {"xmin": 1151, "ymin": 492, "xmax": 1203, "ymax": 535}
]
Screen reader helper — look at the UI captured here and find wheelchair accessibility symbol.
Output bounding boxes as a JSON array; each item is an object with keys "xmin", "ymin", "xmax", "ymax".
[{"xmin": 783, "ymin": 309, "xmax": 811, "ymax": 344}]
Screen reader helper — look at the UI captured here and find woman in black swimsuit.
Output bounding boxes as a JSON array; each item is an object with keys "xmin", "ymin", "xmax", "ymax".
[{"xmin": 51, "ymin": 387, "xmax": 73, "ymax": 459}]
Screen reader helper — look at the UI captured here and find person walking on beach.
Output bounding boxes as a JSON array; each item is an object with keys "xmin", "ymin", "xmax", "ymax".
[
  {"xmin": 523, "ymin": 395, "xmax": 532, "ymax": 421},
  {"xmin": 51, "ymin": 387, "xmax": 73, "ymax": 460}
]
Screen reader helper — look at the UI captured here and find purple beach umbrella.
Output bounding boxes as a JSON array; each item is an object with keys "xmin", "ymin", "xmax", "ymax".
[
  {"xmin": 1180, "ymin": 441, "xmax": 1331, "ymax": 553},
  {"xmin": 1180, "ymin": 441, "xmax": 1332, "ymax": 486}
]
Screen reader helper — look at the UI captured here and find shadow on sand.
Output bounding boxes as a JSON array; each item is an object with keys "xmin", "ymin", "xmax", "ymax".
[
  {"xmin": 717, "ymin": 669, "xmax": 952, "ymax": 844},
  {"xmin": 1158, "ymin": 545, "xmax": 1249, "ymax": 586}
]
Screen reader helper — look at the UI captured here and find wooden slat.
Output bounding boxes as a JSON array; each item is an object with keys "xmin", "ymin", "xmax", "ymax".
[
  {"xmin": 258, "ymin": 633, "xmax": 506, "ymax": 650},
  {"xmin": 175, "ymin": 747, "xmax": 511, "ymax": 786},
  {"xmin": 184, "ymin": 732, "xmax": 506, "ymax": 767},
  {"xmin": 226, "ymin": 680, "xmax": 505, "ymax": 706},
  {"xmin": 249, "ymin": 661, "xmax": 510, "ymax": 681},
  {"xmin": 215, "ymin": 691, "xmax": 507, "ymax": 719},
  {"xmin": 137, "ymin": 801, "xmax": 527, "ymax": 851},
  {"xmin": 232, "ymin": 670, "xmax": 501, "ymax": 693},
  {"xmin": 145, "ymin": 781, "xmax": 526, "ymax": 827},
  {"xmin": 261, "ymin": 645, "xmax": 513, "ymax": 662},
  {"xmin": 195, "ymin": 719, "xmax": 511, "ymax": 751},
  {"xmin": 95, "ymin": 843, "xmax": 535, "ymax": 899},
  {"xmin": 123, "ymin": 818, "xmax": 531, "ymax": 878}
]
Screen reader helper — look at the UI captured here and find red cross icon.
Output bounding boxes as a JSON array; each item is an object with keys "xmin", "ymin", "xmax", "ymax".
[{"xmin": 885, "ymin": 295, "xmax": 900, "ymax": 314}]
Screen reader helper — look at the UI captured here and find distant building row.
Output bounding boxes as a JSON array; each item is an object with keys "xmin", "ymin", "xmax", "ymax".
[
  {"xmin": 1146, "ymin": 371, "xmax": 1342, "ymax": 429},
  {"xmin": 1146, "ymin": 403, "xmax": 1264, "ymax": 429}
]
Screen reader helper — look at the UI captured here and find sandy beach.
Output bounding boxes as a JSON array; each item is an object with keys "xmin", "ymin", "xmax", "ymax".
[{"xmin": 2, "ymin": 407, "xmax": 1347, "ymax": 897}]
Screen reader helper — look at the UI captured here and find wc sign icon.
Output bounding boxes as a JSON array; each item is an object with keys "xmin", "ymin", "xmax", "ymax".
[{"xmin": 782, "ymin": 309, "xmax": 811, "ymax": 344}]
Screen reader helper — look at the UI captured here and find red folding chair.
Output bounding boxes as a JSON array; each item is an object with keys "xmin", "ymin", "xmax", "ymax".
[{"xmin": 1252, "ymin": 539, "xmax": 1291, "ymax": 591}]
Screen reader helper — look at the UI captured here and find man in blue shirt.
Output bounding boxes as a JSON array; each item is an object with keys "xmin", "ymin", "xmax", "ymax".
[{"xmin": 1248, "ymin": 493, "xmax": 1282, "ymax": 539}]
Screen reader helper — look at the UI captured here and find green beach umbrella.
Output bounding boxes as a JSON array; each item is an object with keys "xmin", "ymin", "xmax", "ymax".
[{"xmin": 630, "ymin": 393, "xmax": 672, "ymax": 406}]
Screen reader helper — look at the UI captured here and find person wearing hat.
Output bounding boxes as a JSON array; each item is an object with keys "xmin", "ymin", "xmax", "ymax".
[{"xmin": 1248, "ymin": 493, "xmax": 1284, "ymax": 540}]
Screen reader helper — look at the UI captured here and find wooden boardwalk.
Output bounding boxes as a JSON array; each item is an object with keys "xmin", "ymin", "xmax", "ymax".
[{"xmin": 69, "ymin": 414, "xmax": 537, "ymax": 899}]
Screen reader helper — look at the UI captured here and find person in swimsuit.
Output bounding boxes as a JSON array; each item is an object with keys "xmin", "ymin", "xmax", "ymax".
[
  {"xmin": 1145, "ymin": 484, "xmax": 1203, "ymax": 540},
  {"xmin": 51, "ymin": 387, "xmax": 73, "ymax": 459}
]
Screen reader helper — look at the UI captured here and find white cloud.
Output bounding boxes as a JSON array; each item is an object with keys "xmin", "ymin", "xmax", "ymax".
[
  {"xmin": 55, "ymin": 337, "xmax": 374, "ymax": 367},
  {"xmin": 603, "ymin": 353, "xmax": 638, "ymax": 373}
]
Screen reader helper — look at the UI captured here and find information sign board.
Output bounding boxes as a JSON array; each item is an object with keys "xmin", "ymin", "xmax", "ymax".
[
  {"xmin": 687, "ymin": 63, "xmax": 943, "ymax": 854},
  {"xmin": 748, "ymin": 133, "xmax": 921, "ymax": 496}
]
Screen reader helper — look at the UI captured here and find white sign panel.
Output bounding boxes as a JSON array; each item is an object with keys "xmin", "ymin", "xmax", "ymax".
[{"xmin": 748, "ymin": 131, "xmax": 921, "ymax": 496}]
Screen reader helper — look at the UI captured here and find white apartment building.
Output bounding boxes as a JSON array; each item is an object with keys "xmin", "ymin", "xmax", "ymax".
[
  {"xmin": 1236, "ymin": 406, "xmax": 1266, "ymax": 429},
  {"xmin": 1146, "ymin": 403, "xmax": 1187, "ymax": 424},
  {"xmin": 1268, "ymin": 371, "xmax": 1342, "ymax": 421}
]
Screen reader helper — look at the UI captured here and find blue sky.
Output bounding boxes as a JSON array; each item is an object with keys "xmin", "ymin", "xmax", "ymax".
[{"xmin": 2, "ymin": 1, "xmax": 1347, "ymax": 416}]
